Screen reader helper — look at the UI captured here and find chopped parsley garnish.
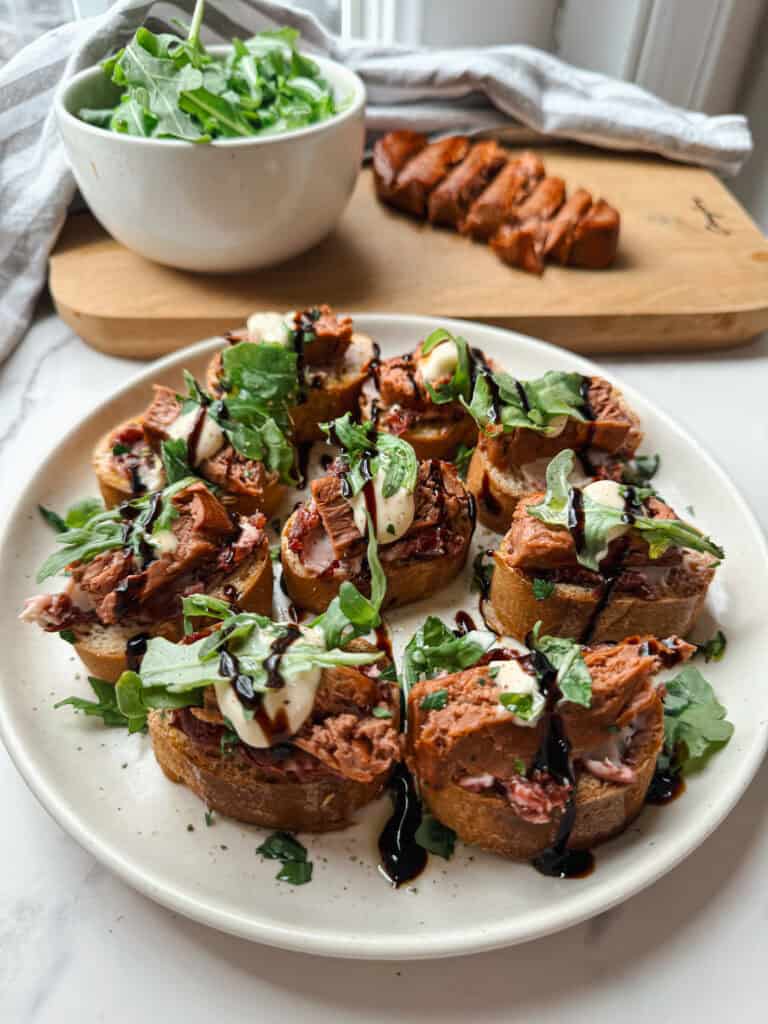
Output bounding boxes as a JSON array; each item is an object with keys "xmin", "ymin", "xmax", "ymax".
[
  {"xmin": 257, "ymin": 831, "xmax": 313, "ymax": 885},
  {"xmin": 414, "ymin": 812, "xmax": 456, "ymax": 859},
  {"xmin": 419, "ymin": 689, "xmax": 449, "ymax": 712},
  {"xmin": 532, "ymin": 577, "xmax": 555, "ymax": 600},
  {"xmin": 697, "ymin": 629, "xmax": 727, "ymax": 663}
]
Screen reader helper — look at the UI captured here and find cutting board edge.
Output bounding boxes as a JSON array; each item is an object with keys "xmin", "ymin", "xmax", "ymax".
[{"xmin": 53, "ymin": 295, "xmax": 768, "ymax": 361}]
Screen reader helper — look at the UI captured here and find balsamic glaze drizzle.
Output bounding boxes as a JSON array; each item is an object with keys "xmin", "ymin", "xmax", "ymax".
[
  {"xmin": 263, "ymin": 624, "xmax": 302, "ymax": 690},
  {"xmin": 453, "ymin": 610, "xmax": 477, "ymax": 636},
  {"xmin": 125, "ymin": 632, "xmax": 150, "ymax": 672},
  {"xmin": 527, "ymin": 641, "xmax": 595, "ymax": 878},
  {"xmin": 378, "ymin": 764, "xmax": 428, "ymax": 887}
]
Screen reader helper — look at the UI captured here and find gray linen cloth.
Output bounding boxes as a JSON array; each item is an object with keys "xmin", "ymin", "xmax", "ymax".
[{"xmin": 0, "ymin": 0, "xmax": 753, "ymax": 361}]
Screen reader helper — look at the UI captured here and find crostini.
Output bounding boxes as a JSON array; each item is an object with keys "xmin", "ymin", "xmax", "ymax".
[
  {"xmin": 21, "ymin": 480, "xmax": 272, "ymax": 681},
  {"xmin": 133, "ymin": 600, "xmax": 399, "ymax": 831},
  {"xmin": 465, "ymin": 368, "xmax": 643, "ymax": 532},
  {"xmin": 281, "ymin": 414, "xmax": 475, "ymax": 613},
  {"xmin": 488, "ymin": 450, "xmax": 723, "ymax": 643},
  {"xmin": 206, "ymin": 305, "xmax": 378, "ymax": 443},
  {"xmin": 359, "ymin": 327, "xmax": 489, "ymax": 461},
  {"xmin": 94, "ymin": 370, "xmax": 296, "ymax": 518},
  {"xmin": 408, "ymin": 631, "xmax": 694, "ymax": 865}
]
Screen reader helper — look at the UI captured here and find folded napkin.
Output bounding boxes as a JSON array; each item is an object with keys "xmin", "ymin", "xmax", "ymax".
[{"xmin": 0, "ymin": 0, "xmax": 753, "ymax": 361}]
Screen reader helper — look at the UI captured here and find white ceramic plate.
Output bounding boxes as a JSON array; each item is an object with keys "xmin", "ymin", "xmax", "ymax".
[{"xmin": 1, "ymin": 315, "xmax": 766, "ymax": 960}]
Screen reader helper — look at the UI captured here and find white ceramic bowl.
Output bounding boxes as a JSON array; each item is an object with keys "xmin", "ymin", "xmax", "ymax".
[{"xmin": 55, "ymin": 48, "xmax": 366, "ymax": 272}]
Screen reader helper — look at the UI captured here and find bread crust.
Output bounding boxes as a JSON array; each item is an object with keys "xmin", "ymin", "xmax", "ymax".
[
  {"xmin": 280, "ymin": 508, "xmax": 473, "ymax": 614},
  {"xmin": 466, "ymin": 439, "xmax": 531, "ymax": 533},
  {"xmin": 359, "ymin": 385, "xmax": 476, "ymax": 462},
  {"xmin": 206, "ymin": 333, "xmax": 377, "ymax": 444},
  {"xmin": 418, "ymin": 706, "xmax": 662, "ymax": 859},
  {"xmin": 149, "ymin": 710, "xmax": 387, "ymax": 832},
  {"xmin": 72, "ymin": 543, "xmax": 273, "ymax": 682},
  {"xmin": 489, "ymin": 554, "xmax": 712, "ymax": 643}
]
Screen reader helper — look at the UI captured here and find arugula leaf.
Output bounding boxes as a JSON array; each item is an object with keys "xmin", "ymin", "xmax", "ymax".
[
  {"xmin": 420, "ymin": 689, "xmax": 449, "ymax": 712},
  {"xmin": 528, "ymin": 449, "xmax": 724, "ymax": 571},
  {"xmin": 532, "ymin": 577, "xmax": 555, "ymax": 600},
  {"xmin": 66, "ymin": 499, "xmax": 104, "ymax": 528},
  {"xmin": 531, "ymin": 627, "xmax": 592, "ymax": 707},
  {"xmin": 221, "ymin": 340, "xmax": 298, "ymax": 411},
  {"xmin": 161, "ymin": 437, "xmax": 192, "ymax": 484},
  {"xmin": 39, "ymin": 498, "xmax": 103, "ymax": 534},
  {"xmin": 697, "ymin": 629, "xmax": 727, "ymax": 663},
  {"xmin": 55, "ymin": 676, "xmax": 133, "ymax": 729},
  {"xmin": 464, "ymin": 370, "xmax": 588, "ymax": 433},
  {"xmin": 421, "ymin": 331, "xmax": 472, "ymax": 406},
  {"xmin": 320, "ymin": 414, "xmax": 417, "ymax": 500},
  {"xmin": 257, "ymin": 830, "xmax": 313, "ymax": 885},
  {"xmin": 414, "ymin": 812, "xmax": 456, "ymax": 859},
  {"xmin": 84, "ymin": 10, "xmax": 336, "ymax": 144},
  {"xmin": 312, "ymin": 511, "xmax": 388, "ymax": 649},
  {"xmin": 140, "ymin": 613, "xmax": 380, "ymax": 697},
  {"xmin": 59, "ymin": 629, "xmax": 77, "ymax": 644},
  {"xmin": 661, "ymin": 665, "xmax": 733, "ymax": 773},
  {"xmin": 55, "ymin": 673, "xmax": 199, "ymax": 732},
  {"xmin": 181, "ymin": 593, "xmax": 232, "ymax": 633},
  {"xmin": 454, "ymin": 444, "xmax": 474, "ymax": 480},
  {"xmin": 403, "ymin": 616, "xmax": 495, "ymax": 694}
]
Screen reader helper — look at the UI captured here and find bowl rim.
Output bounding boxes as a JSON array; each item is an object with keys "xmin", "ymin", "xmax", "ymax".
[{"xmin": 55, "ymin": 45, "xmax": 366, "ymax": 149}]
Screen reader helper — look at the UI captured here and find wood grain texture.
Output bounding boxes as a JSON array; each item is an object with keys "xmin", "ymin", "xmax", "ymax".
[{"xmin": 49, "ymin": 146, "xmax": 768, "ymax": 359}]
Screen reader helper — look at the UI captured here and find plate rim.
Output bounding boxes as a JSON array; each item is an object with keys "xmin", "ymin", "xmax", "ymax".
[{"xmin": 2, "ymin": 313, "xmax": 767, "ymax": 959}]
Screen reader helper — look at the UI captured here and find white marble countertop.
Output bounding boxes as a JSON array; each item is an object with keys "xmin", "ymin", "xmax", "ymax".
[{"xmin": 3, "ymin": 302, "xmax": 768, "ymax": 1022}]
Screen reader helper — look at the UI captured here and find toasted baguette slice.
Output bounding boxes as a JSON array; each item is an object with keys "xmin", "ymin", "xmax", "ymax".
[
  {"xmin": 489, "ymin": 552, "xmax": 714, "ymax": 643},
  {"xmin": 92, "ymin": 421, "xmax": 284, "ymax": 519},
  {"xmin": 149, "ymin": 709, "xmax": 386, "ymax": 832},
  {"xmin": 206, "ymin": 333, "xmax": 377, "ymax": 444},
  {"xmin": 420, "ymin": 705, "xmax": 661, "ymax": 859},
  {"xmin": 72, "ymin": 544, "xmax": 273, "ymax": 682},
  {"xmin": 281, "ymin": 508, "xmax": 473, "ymax": 614},
  {"xmin": 359, "ymin": 387, "xmax": 477, "ymax": 462},
  {"xmin": 466, "ymin": 440, "xmax": 547, "ymax": 533}
]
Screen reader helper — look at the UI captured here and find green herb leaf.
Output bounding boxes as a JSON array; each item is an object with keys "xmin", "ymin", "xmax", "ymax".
[
  {"xmin": 420, "ymin": 688, "xmax": 449, "ymax": 712},
  {"xmin": 532, "ymin": 627, "xmax": 592, "ymax": 707},
  {"xmin": 276, "ymin": 861, "xmax": 313, "ymax": 884},
  {"xmin": 621, "ymin": 453, "xmax": 660, "ymax": 486},
  {"xmin": 372, "ymin": 707, "xmax": 393, "ymax": 719},
  {"xmin": 161, "ymin": 437, "xmax": 193, "ymax": 484},
  {"xmin": 414, "ymin": 812, "xmax": 456, "ymax": 859},
  {"xmin": 59, "ymin": 629, "xmax": 77, "ymax": 644},
  {"xmin": 662, "ymin": 665, "xmax": 734, "ymax": 773},
  {"xmin": 38, "ymin": 505, "xmax": 66, "ymax": 532},
  {"xmin": 513, "ymin": 758, "xmax": 526, "ymax": 776},
  {"xmin": 403, "ymin": 616, "xmax": 495, "ymax": 695},
  {"xmin": 528, "ymin": 450, "xmax": 724, "ymax": 571},
  {"xmin": 498, "ymin": 691, "xmax": 535, "ymax": 719},
  {"xmin": 697, "ymin": 629, "xmax": 727, "ymax": 663},
  {"xmin": 421, "ymin": 331, "xmax": 472, "ymax": 405},
  {"xmin": 181, "ymin": 593, "xmax": 233, "ymax": 633},
  {"xmin": 470, "ymin": 549, "xmax": 494, "ymax": 597},
  {"xmin": 257, "ymin": 830, "xmax": 313, "ymax": 884},
  {"xmin": 532, "ymin": 577, "xmax": 555, "ymax": 600},
  {"xmin": 454, "ymin": 444, "xmax": 474, "ymax": 480},
  {"xmin": 464, "ymin": 370, "xmax": 588, "ymax": 432}
]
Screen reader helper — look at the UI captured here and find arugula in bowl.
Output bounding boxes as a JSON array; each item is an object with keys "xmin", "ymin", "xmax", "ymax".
[{"xmin": 80, "ymin": 0, "xmax": 338, "ymax": 142}]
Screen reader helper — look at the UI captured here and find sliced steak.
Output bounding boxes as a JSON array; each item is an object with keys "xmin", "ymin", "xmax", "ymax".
[{"xmin": 427, "ymin": 140, "xmax": 507, "ymax": 227}]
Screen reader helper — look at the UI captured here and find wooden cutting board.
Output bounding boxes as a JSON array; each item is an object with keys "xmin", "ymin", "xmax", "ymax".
[{"xmin": 49, "ymin": 146, "xmax": 768, "ymax": 359}]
